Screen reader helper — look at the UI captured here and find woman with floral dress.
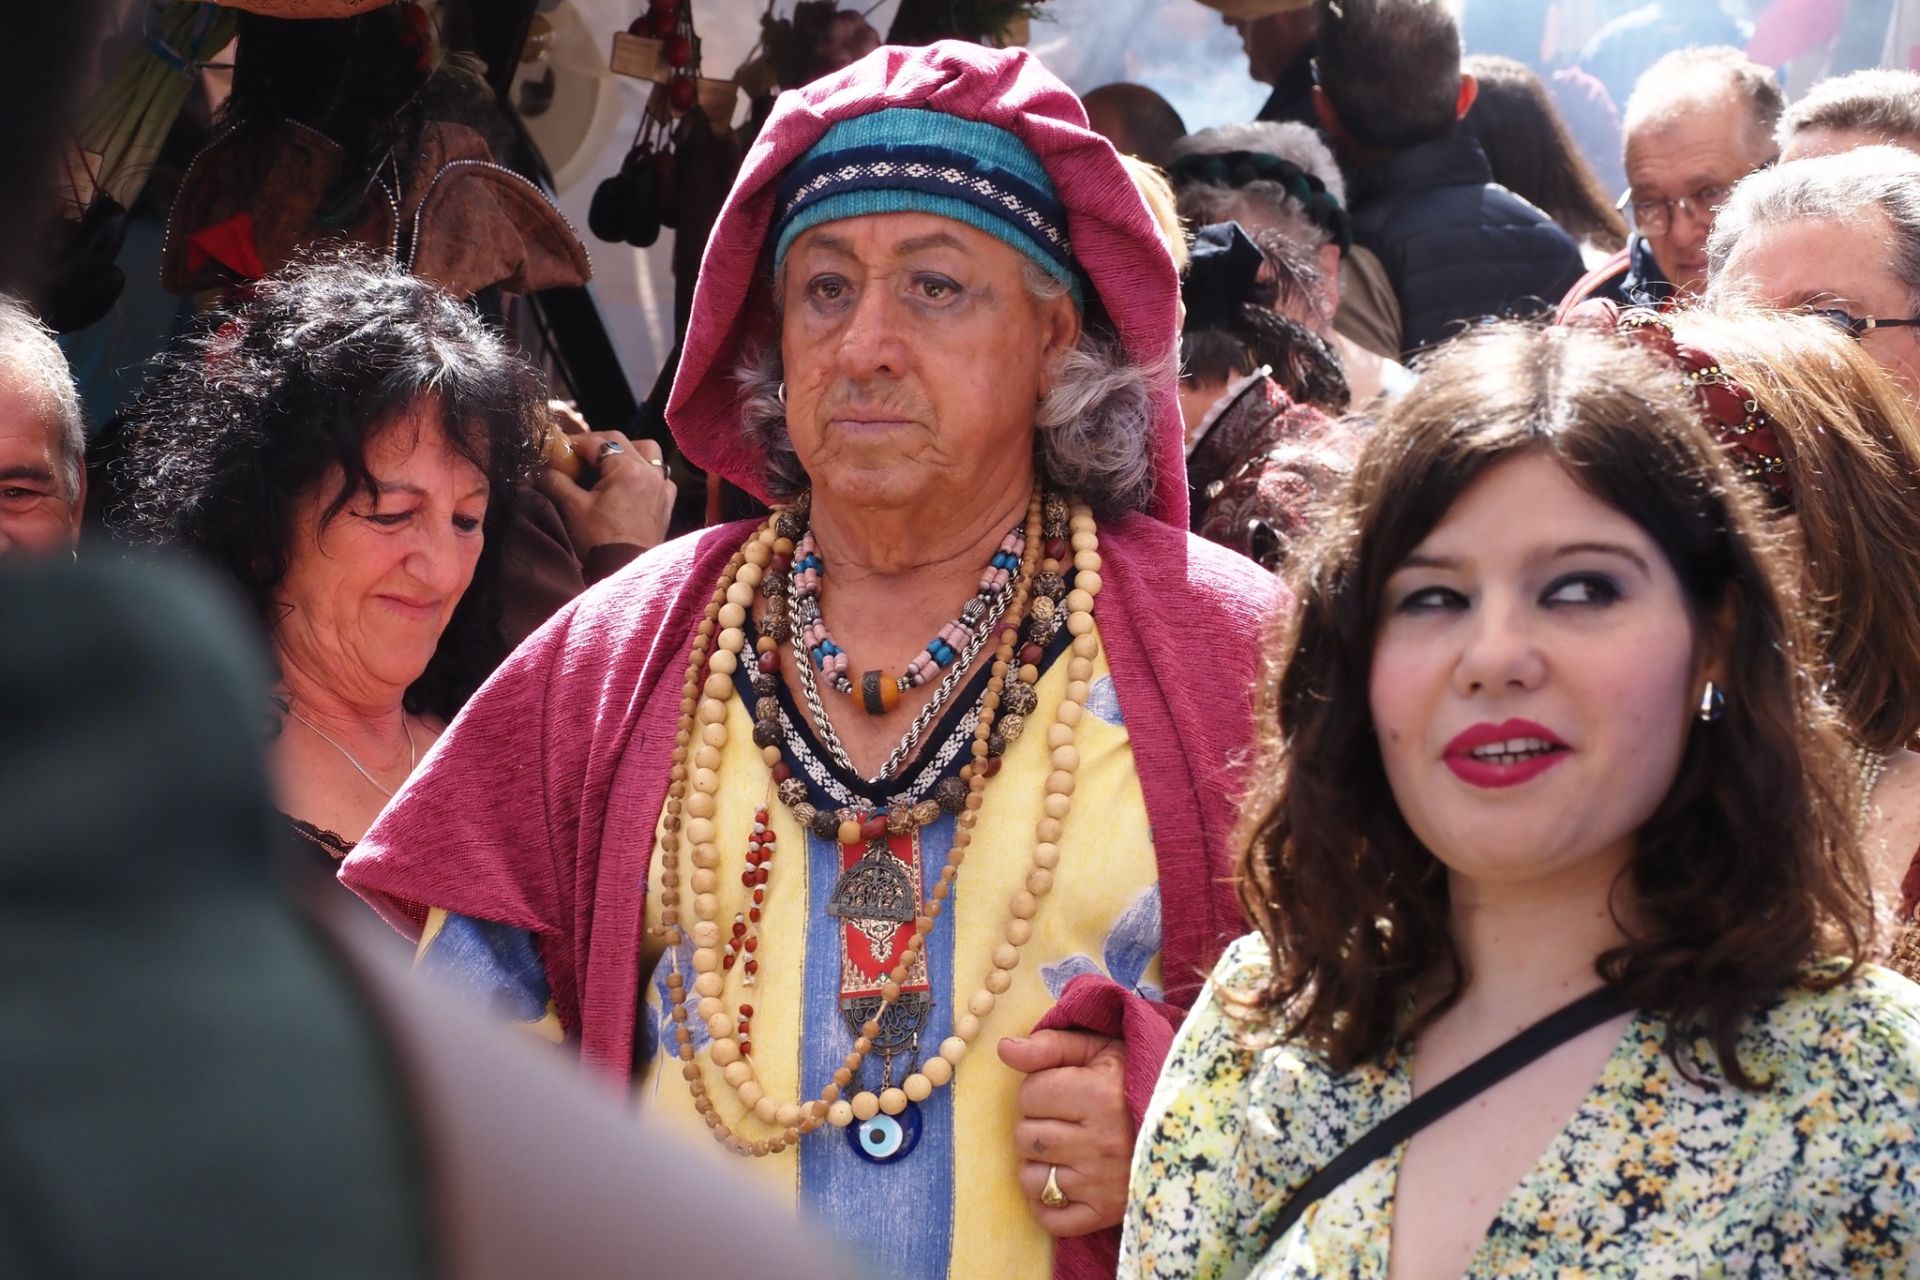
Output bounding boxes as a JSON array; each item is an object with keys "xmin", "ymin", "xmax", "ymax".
[{"xmin": 1120, "ymin": 322, "xmax": 1920, "ymax": 1278}]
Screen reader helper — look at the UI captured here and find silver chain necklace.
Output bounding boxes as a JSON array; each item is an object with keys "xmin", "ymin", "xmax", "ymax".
[
  {"xmin": 287, "ymin": 707, "xmax": 418, "ymax": 800},
  {"xmin": 793, "ymin": 581, "xmax": 1012, "ymax": 784}
]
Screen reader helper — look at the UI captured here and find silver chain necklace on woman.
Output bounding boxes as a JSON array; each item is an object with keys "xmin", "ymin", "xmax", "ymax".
[
  {"xmin": 793, "ymin": 579, "xmax": 1012, "ymax": 784},
  {"xmin": 287, "ymin": 707, "xmax": 418, "ymax": 800}
]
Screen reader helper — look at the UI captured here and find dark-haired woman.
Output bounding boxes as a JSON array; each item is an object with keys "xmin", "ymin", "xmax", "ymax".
[
  {"xmin": 1121, "ymin": 322, "xmax": 1920, "ymax": 1277},
  {"xmin": 1463, "ymin": 55, "xmax": 1628, "ymax": 266},
  {"xmin": 1179, "ymin": 222, "xmax": 1362, "ymax": 572},
  {"xmin": 116, "ymin": 251, "xmax": 545, "ymax": 872}
]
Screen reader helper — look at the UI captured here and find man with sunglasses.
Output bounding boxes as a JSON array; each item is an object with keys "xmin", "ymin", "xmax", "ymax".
[
  {"xmin": 1708, "ymin": 145, "xmax": 1920, "ymax": 399},
  {"xmin": 1559, "ymin": 46, "xmax": 1780, "ymax": 315}
]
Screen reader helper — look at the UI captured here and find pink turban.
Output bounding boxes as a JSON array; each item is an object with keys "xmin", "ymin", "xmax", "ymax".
[{"xmin": 665, "ymin": 40, "xmax": 1189, "ymax": 526}]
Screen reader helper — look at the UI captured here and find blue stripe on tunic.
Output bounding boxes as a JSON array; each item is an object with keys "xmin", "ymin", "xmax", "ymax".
[{"xmin": 798, "ymin": 814, "xmax": 958, "ymax": 1280}]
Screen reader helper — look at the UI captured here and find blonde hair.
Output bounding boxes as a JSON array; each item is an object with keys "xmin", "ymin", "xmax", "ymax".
[
  {"xmin": 1675, "ymin": 307, "xmax": 1920, "ymax": 750},
  {"xmin": 1121, "ymin": 154, "xmax": 1188, "ymax": 274}
]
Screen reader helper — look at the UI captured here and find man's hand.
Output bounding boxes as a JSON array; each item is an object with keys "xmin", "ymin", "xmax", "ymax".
[
  {"xmin": 998, "ymin": 1030, "xmax": 1134, "ymax": 1236},
  {"xmin": 534, "ymin": 401, "xmax": 675, "ymax": 554}
]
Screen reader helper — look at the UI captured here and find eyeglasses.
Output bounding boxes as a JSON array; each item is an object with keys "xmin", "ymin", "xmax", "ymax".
[
  {"xmin": 1615, "ymin": 184, "xmax": 1732, "ymax": 235},
  {"xmin": 1803, "ymin": 306, "xmax": 1920, "ymax": 339}
]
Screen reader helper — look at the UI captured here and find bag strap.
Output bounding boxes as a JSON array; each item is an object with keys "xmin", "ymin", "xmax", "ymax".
[{"xmin": 1265, "ymin": 984, "xmax": 1635, "ymax": 1245}]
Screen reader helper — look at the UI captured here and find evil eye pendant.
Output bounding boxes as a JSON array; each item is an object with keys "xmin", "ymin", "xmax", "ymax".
[{"xmin": 849, "ymin": 1101, "xmax": 923, "ymax": 1164}]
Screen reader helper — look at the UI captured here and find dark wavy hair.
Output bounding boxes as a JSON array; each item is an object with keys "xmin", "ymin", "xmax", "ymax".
[
  {"xmin": 114, "ymin": 248, "xmax": 545, "ymax": 720},
  {"xmin": 1463, "ymin": 55, "xmax": 1628, "ymax": 252},
  {"xmin": 1237, "ymin": 322, "xmax": 1870, "ymax": 1090}
]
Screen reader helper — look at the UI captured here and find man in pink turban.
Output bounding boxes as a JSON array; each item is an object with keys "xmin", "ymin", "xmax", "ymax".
[{"xmin": 342, "ymin": 41, "xmax": 1280, "ymax": 1280}]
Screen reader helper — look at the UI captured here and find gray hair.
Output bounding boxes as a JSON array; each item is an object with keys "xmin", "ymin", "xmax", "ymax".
[
  {"xmin": 737, "ymin": 258, "xmax": 1168, "ymax": 515},
  {"xmin": 1706, "ymin": 145, "xmax": 1920, "ymax": 313},
  {"xmin": 1623, "ymin": 46, "xmax": 1783, "ymax": 162},
  {"xmin": 1778, "ymin": 68, "xmax": 1920, "ymax": 154},
  {"xmin": 0, "ymin": 295, "xmax": 84, "ymax": 500},
  {"xmin": 1169, "ymin": 121, "xmax": 1346, "ymax": 252}
]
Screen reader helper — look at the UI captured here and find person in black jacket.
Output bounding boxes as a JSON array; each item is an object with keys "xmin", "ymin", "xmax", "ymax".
[{"xmin": 1309, "ymin": 0, "xmax": 1584, "ymax": 355}]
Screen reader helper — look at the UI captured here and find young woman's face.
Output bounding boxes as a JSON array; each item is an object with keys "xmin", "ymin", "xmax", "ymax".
[{"xmin": 1368, "ymin": 451, "xmax": 1712, "ymax": 898}]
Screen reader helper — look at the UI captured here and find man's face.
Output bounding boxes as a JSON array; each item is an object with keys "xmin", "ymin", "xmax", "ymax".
[
  {"xmin": 1624, "ymin": 93, "xmax": 1770, "ymax": 297},
  {"xmin": 0, "ymin": 383, "xmax": 80, "ymax": 557},
  {"xmin": 778, "ymin": 212, "xmax": 1079, "ymax": 519},
  {"xmin": 1231, "ymin": 11, "xmax": 1314, "ymax": 86},
  {"xmin": 1714, "ymin": 209, "xmax": 1920, "ymax": 398}
]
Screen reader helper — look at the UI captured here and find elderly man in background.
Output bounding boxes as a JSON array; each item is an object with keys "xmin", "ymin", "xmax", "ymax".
[
  {"xmin": 1562, "ymin": 45, "xmax": 1779, "ymax": 313},
  {"xmin": 1778, "ymin": 68, "xmax": 1920, "ymax": 162},
  {"xmin": 1195, "ymin": 0, "xmax": 1319, "ymax": 127},
  {"xmin": 0, "ymin": 297, "xmax": 83, "ymax": 559},
  {"xmin": 1308, "ymin": 0, "xmax": 1583, "ymax": 355},
  {"xmin": 1708, "ymin": 144, "xmax": 1920, "ymax": 400},
  {"xmin": 1082, "ymin": 83, "xmax": 1186, "ymax": 169},
  {"xmin": 1168, "ymin": 121, "xmax": 1411, "ymax": 405}
]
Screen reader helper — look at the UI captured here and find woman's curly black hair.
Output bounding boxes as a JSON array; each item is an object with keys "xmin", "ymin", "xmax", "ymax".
[{"xmin": 114, "ymin": 248, "xmax": 545, "ymax": 721}]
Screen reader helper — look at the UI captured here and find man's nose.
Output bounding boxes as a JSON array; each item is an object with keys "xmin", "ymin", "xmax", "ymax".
[{"xmin": 835, "ymin": 286, "xmax": 906, "ymax": 379}]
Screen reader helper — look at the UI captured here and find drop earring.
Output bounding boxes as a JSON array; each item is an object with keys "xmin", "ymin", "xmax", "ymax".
[
  {"xmin": 776, "ymin": 381, "xmax": 786, "ymax": 407},
  {"xmin": 1696, "ymin": 680, "xmax": 1725, "ymax": 723}
]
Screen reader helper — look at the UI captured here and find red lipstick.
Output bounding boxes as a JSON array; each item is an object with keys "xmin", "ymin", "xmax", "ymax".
[{"xmin": 1442, "ymin": 718, "xmax": 1570, "ymax": 789}]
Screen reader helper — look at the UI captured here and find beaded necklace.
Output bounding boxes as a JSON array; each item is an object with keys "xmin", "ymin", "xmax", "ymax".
[
  {"xmin": 655, "ymin": 490, "xmax": 1104, "ymax": 1158},
  {"xmin": 791, "ymin": 513, "xmax": 1027, "ymax": 716}
]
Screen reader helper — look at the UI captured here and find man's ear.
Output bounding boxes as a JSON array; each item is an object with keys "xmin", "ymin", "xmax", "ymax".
[
  {"xmin": 1455, "ymin": 73, "xmax": 1478, "ymax": 122},
  {"xmin": 1042, "ymin": 291, "xmax": 1082, "ymax": 362},
  {"xmin": 1312, "ymin": 84, "xmax": 1346, "ymax": 146}
]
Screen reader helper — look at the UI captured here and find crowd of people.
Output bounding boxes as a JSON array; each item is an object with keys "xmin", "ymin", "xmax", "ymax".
[{"xmin": 5, "ymin": 0, "xmax": 1920, "ymax": 1275}]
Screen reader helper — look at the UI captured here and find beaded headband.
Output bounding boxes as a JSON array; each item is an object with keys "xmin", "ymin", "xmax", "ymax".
[
  {"xmin": 1166, "ymin": 149, "xmax": 1354, "ymax": 254},
  {"xmin": 1577, "ymin": 302, "xmax": 1796, "ymax": 511}
]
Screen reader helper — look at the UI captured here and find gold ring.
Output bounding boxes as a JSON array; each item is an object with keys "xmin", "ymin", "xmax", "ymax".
[{"xmin": 1040, "ymin": 1164, "xmax": 1069, "ymax": 1209}]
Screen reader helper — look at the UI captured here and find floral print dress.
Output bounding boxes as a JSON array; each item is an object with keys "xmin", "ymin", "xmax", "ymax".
[{"xmin": 1121, "ymin": 934, "xmax": 1920, "ymax": 1279}]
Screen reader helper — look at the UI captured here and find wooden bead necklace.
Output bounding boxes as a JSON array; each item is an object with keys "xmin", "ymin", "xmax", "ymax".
[{"xmin": 656, "ymin": 489, "xmax": 1104, "ymax": 1157}]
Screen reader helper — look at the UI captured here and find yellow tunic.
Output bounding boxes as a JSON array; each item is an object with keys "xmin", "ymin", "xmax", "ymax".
[{"xmin": 639, "ymin": 628, "xmax": 1160, "ymax": 1279}]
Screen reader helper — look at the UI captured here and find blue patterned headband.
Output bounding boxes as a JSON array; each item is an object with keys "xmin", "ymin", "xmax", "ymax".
[{"xmin": 772, "ymin": 107, "xmax": 1080, "ymax": 304}]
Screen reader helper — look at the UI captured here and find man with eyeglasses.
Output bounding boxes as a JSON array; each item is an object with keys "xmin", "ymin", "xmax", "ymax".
[
  {"xmin": 1559, "ymin": 46, "xmax": 1780, "ymax": 315},
  {"xmin": 1708, "ymin": 145, "xmax": 1920, "ymax": 399}
]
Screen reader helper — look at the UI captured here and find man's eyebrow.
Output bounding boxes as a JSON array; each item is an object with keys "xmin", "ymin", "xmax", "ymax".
[
  {"xmin": 1778, "ymin": 288, "xmax": 1857, "ymax": 309},
  {"xmin": 794, "ymin": 231, "xmax": 857, "ymax": 259},
  {"xmin": 893, "ymin": 231, "xmax": 965, "ymax": 256},
  {"xmin": 0, "ymin": 464, "xmax": 56, "ymax": 485}
]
